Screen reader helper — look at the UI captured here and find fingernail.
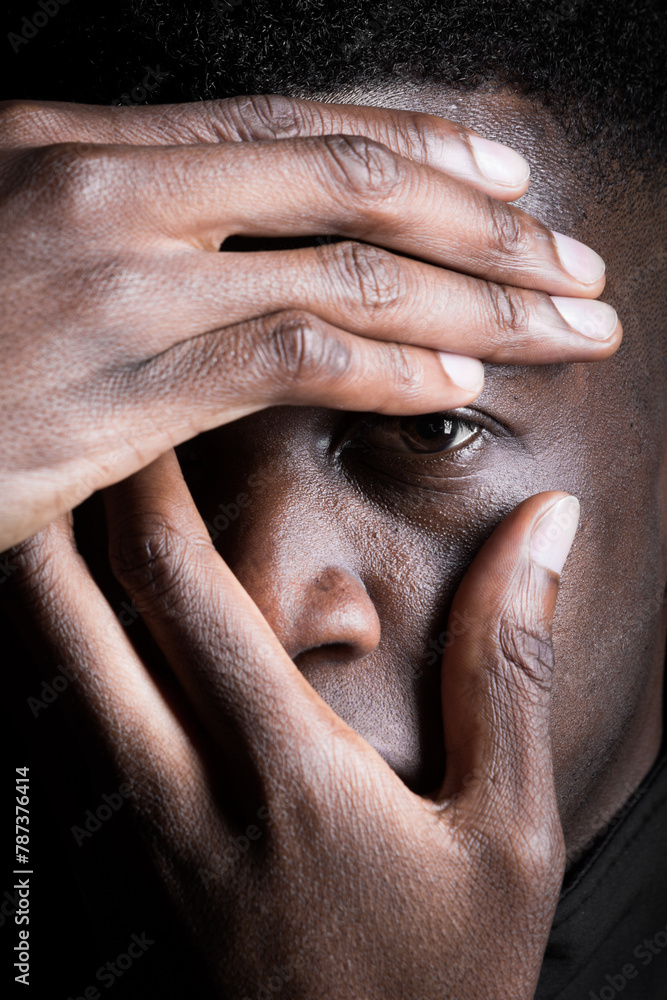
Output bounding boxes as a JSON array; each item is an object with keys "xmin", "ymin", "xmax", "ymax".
[
  {"xmin": 552, "ymin": 232, "xmax": 605, "ymax": 284},
  {"xmin": 530, "ymin": 496, "xmax": 580, "ymax": 575},
  {"xmin": 468, "ymin": 135, "xmax": 530, "ymax": 187},
  {"xmin": 550, "ymin": 297, "xmax": 618, "ymax": 341},
  {"xmin": 438, "ymin": 352, "xmax": 484, "ymax": 392}
]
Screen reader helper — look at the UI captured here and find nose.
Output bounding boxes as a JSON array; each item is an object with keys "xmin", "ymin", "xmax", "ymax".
[
  {"xmin": 232, "ymin": 533, "xmax": 381, "ymax": 667},
  {"xmin": 186, "ymin": 410, "xmax": 447, "ymax": 792},
  {"xmin": 276, "ymin": 565, "xmax": 381, "ymax": 665},
  {"xmin": 223, "ymin": 487, "xmax": 381, "ymax": 668}
]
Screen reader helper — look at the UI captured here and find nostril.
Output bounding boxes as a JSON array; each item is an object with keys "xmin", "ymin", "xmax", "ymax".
[
  {"xmin": 282, "ymin": 566, "xmax": 382, "ymax": 664},
  {"xmin": 294, "ymin": 640, "xmax": 373, "ymax": 668}
]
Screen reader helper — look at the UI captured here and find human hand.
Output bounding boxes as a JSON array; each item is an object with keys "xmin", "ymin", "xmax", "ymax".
[
  {"xmin": 0, "ymin": 95, "xmax": 618, "ymax": 550},
  {"xmin": 8, "ymin": 450, "xmax": 579, "ymax": 998}
]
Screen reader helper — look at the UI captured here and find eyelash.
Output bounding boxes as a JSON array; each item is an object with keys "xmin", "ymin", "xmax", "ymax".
[{"xmin": 337, "ymin": 409, "xmax": 491, "ymax": 463}]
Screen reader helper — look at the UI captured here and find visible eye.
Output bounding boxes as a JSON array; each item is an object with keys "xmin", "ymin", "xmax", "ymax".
[{"xmin": 347, "ymin": 413, "xmax": 480, "ymax": 456}]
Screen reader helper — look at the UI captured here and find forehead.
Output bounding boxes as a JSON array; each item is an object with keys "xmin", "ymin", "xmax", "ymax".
[
  {"xmin": 316, "ymin": 78, "xmax": 663, "ymax": 286},
  {"xmin": 324, "ymin": 81, "xmax": 585, "ymax": 231},
  {"xmin": 311, "ymin": 80, "xmax": 664, "ymax": 427}
]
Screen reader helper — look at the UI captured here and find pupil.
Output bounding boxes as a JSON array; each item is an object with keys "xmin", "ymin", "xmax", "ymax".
[{"xmin": 414, "ymin": 414, "xmax": 452, "ymax": 440}]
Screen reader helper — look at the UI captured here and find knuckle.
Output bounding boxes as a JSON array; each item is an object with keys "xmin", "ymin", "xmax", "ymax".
[
  {"xmin": 109, "ymin": 516, "xmax": 192, "ymax": 616},
  {"xmin": 486, "ymin": 198, "xmax": 527, "ymax": 259},
  {"xmin": 76, "ymin": 253, "xmax": 143, "ymax": 305},
  {"xmin": 262, "ymin": 310, "xmax": 351, "ymax": 386},
  {"xmin": 386, "ymin": 343, "xmax": 425, "ymax": 397},
  {"xmin": 484, "ymin": 282, "xmax": 532, "ymax": 335},
  {"xmin": 218, "ymin": 93, "xmax": 302, "ymax": 140},
  {"xmin": 6, "ymin": 532, "xmax": 54, "ymax": 598},
  {"xmin": 508, "ymin": 821, "xmax": 566, "ymax": 891},
  {"xmin": 466, "ymin": 819, "xmax": 563, "ymax": 901},
  {"xmin": 324, "ymin": 241, "xmax": 404, "ymax": 311},
  {"xmin": 320, "ymin": 134, "xmax": 400, "ymax": 200},
  {"xmin": 21, "ymin": 143, "xmax": 117, "ymax": 225},
  {"xmin": 392, "ymin": 112, "xmax": 436, "ymax": 163},
  {"xmin": 498, "ymin": 618, "xmax": 555, "ymax": 693},
  {"xmin": 391, "ymin": 111, "xmax": 469, "ymax": 166},
  {"xmin": 3, "ymin": 522, "xmax": 71, "ymax": 618}
]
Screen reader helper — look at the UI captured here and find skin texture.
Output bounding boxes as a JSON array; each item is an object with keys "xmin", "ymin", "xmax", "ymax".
[
  {"xmin": 185, "ymin": 83, "xmax": 667, "ymax": 857},
  {"xmin": 0, "ymin": 95, "xmax": 619, "ymax": 551},
  {"xmin": 3, "ymin": 86, "xmax": 664, "ymax": 998},
  {"xmin": 10, "ymin": 458, "xmax": 575, "ymax": 999}
]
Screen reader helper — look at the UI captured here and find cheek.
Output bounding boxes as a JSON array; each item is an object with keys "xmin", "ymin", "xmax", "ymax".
[
  {"xmin": 179, "ymin": 400, "xmax": 664, "ymax": 805},
  {"xmin": 548, "ymin": 458, "xmax": 665, "ymax": 799},
  {"xmin": 326, "ymin": 481, "xmax": 521, "ymax": 788},
  {"xmin": 349, "ymin": 485, "xmax": 501, "ymax": 653},
  {"xmin": 528, "ymin": 371, "xmax": 666, "ymax": 821},
  {"xmin": 351, "ymin": 428, "xmax": 663, "ymax": 803}
]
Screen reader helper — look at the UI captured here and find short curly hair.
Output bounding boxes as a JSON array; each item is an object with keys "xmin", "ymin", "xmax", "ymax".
[{"xmin": 5, "ymin": 0, "xmax": 666, "ymax": 179}]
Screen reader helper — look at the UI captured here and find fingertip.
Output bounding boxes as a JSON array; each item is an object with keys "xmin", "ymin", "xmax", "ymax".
[
  {"xmin": 429, "ymin": 129, "xmax": 531, "ymax": 200},
  {"xmin": 529, "ymin": 494, "xmax": 580, "ymax": 576},
  {"xmin": 551, "ymin": 232, "xmax": 606, "ymax": 289},
  {"xmin": 549, "ymin": 297, "xmax": 621, "ymax": 348},
  {"xmin": 437, "ymin": 352, "xmax": 484, "ymax": 397},
  {"xmin": 467, "ymin": 134, "xmax": 531, "ymax": 193}
]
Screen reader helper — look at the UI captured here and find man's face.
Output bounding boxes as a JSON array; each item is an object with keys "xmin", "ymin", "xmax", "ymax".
[{"xmin": 181, "ymin": 85, "xmax": 666, "ymax": 853}]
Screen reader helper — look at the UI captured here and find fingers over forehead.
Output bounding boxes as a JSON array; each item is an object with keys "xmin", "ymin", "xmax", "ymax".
[
  {"xmin": 0, "ymin": 95, "xmax": 528, "ymax": 199},
  {"xmin": 85, "ymin": 136, "xmax": 598, "ymax": 296},
  {"xmin": 189, "ymin": 246, "xmax": 619, "ymax": 363}
]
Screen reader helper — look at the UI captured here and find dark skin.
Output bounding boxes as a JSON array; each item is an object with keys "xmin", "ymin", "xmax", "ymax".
[
  {"xmin": 6, "ymin": 85, "xmax": 665, "ymax": 997},
  {"xmin": 187, "ymin": 83, "xmax": 666, "ymax": 859},
  {"xmin": 0, "ymin": 92, "xmax": 618, "ymax": 551}
]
